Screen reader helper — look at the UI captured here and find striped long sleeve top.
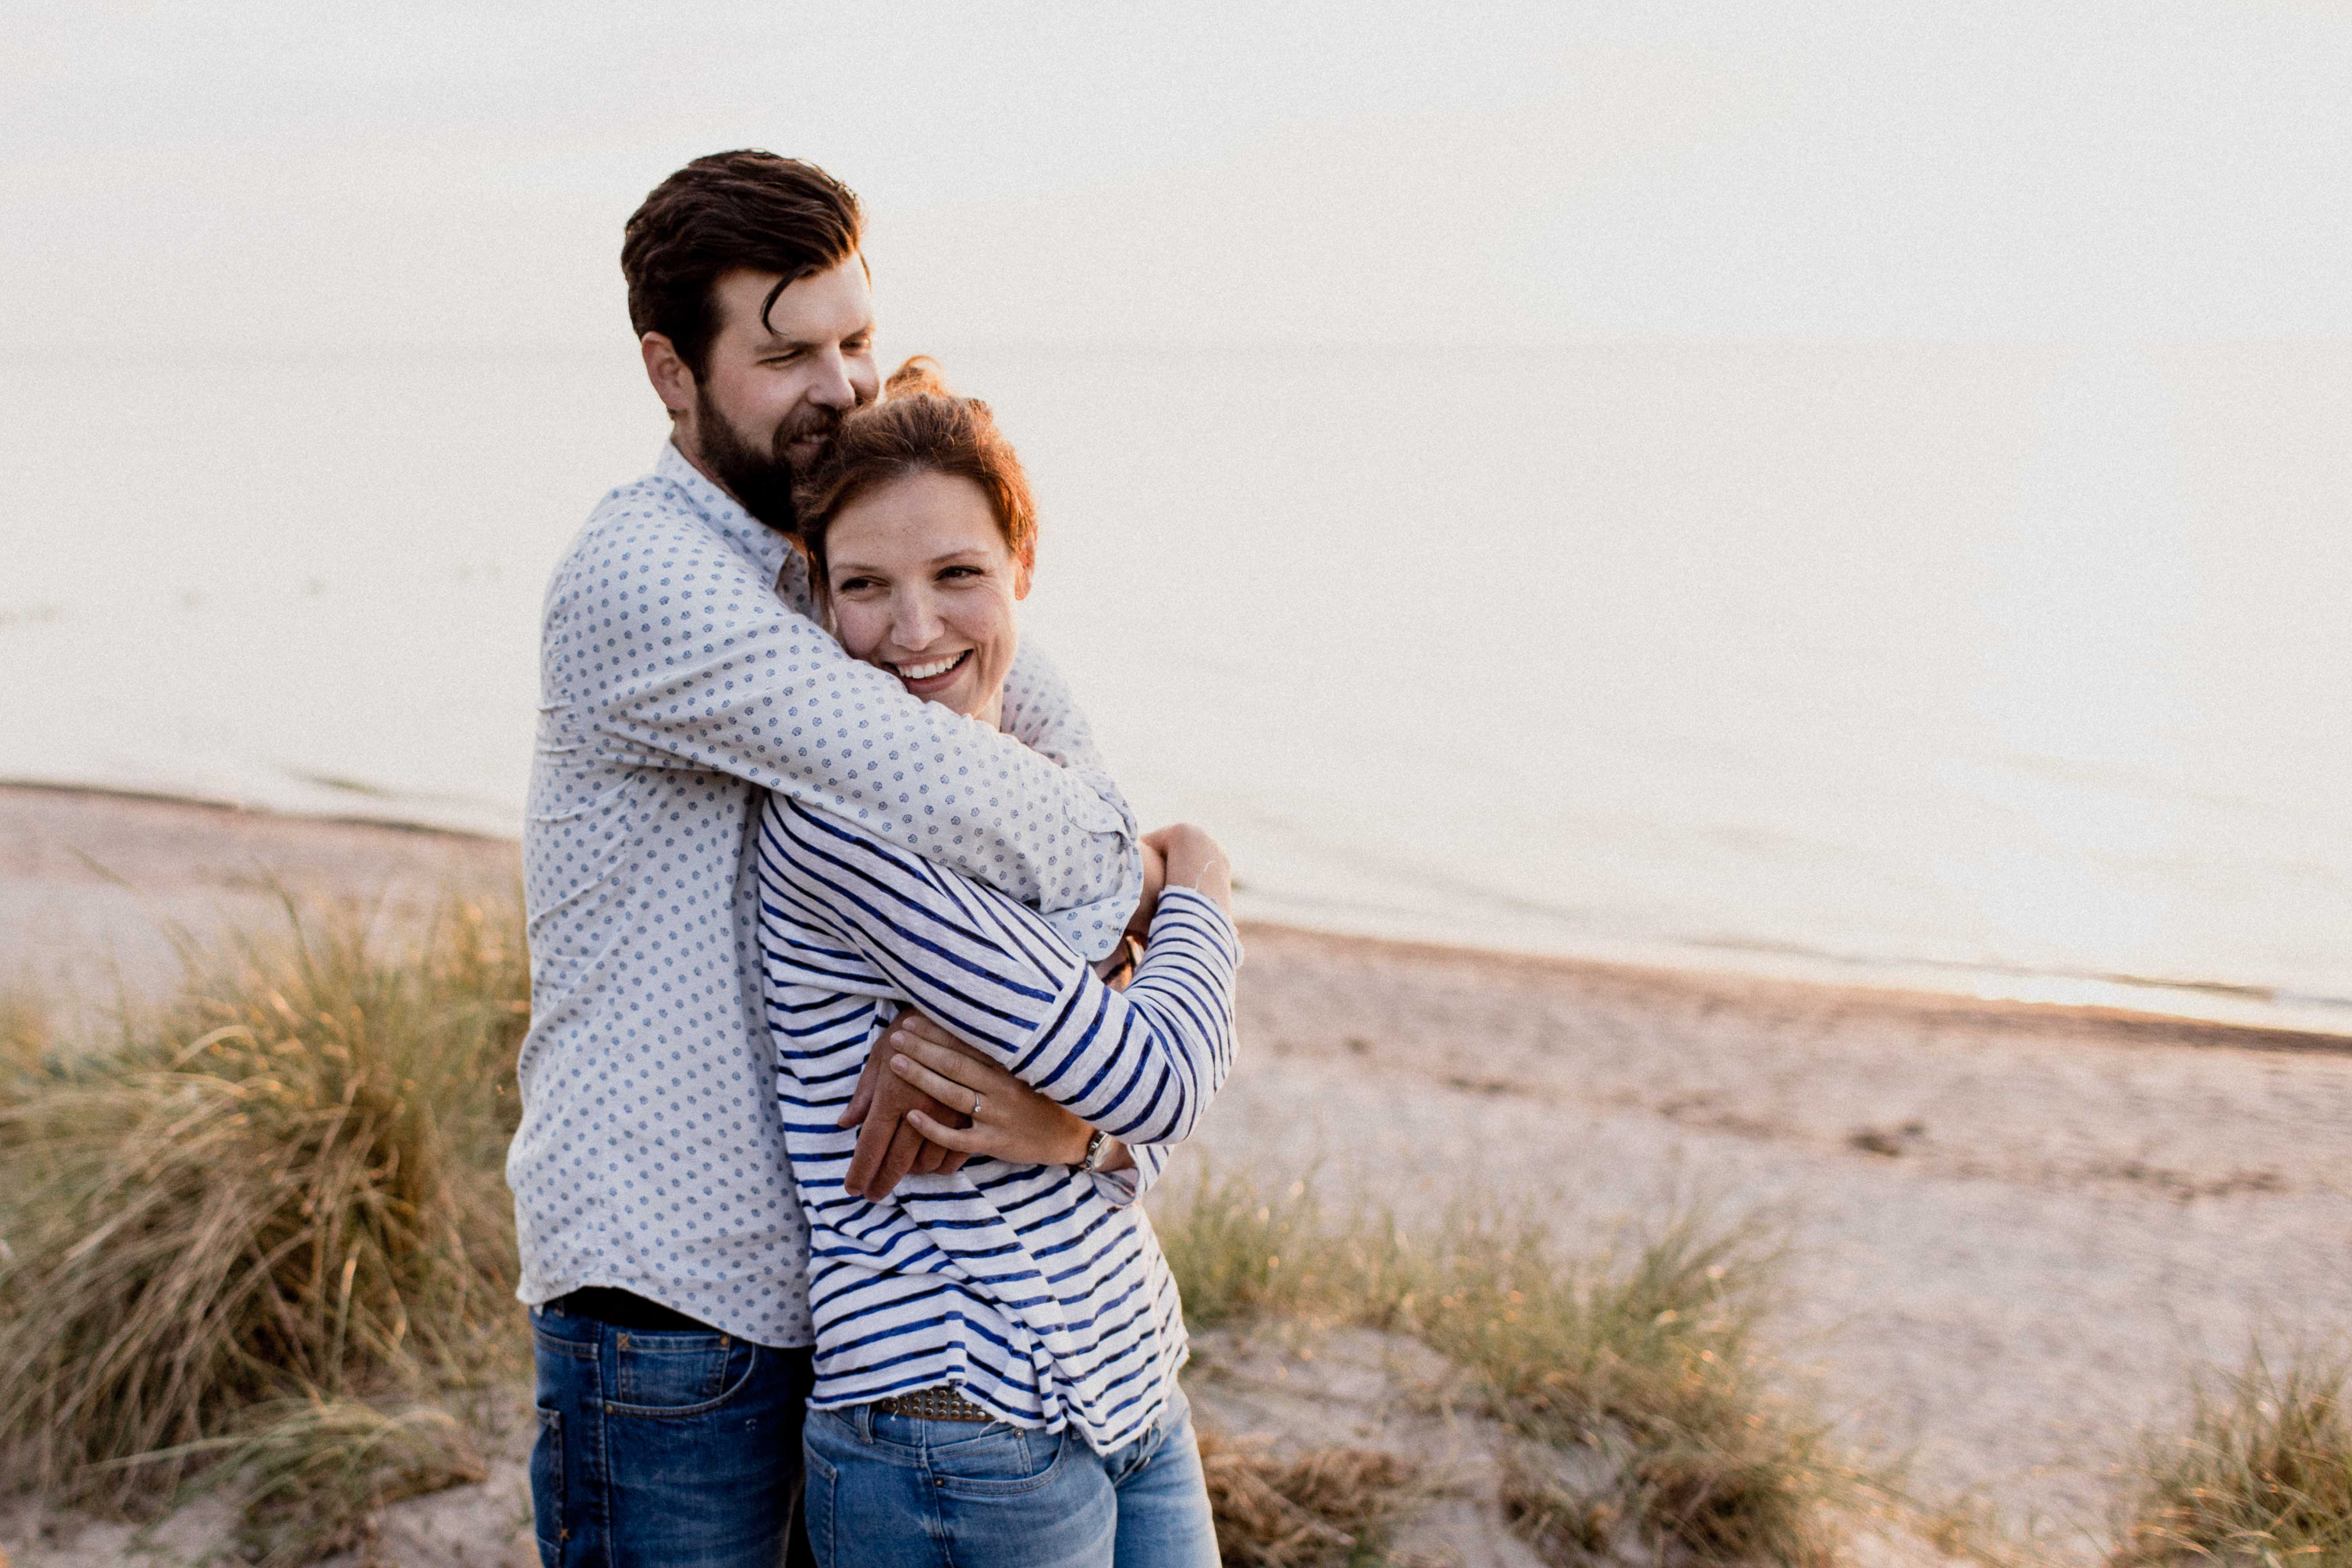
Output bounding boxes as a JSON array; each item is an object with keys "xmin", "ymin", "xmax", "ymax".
[{"xmin": 754, "ymin": 791, "xmax": 1241, "ymax": 1454}]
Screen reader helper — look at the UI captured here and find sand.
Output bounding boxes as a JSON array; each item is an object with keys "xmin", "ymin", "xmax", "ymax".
[{"xmin": 4, "ymin": 784, "xmax": 2348, "ymax": 1563}]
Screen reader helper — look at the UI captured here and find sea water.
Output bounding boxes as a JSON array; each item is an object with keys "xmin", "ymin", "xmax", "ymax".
[{"xmin": 4, "ymin": 340, "xmax": 2348, "ymax": 1031}]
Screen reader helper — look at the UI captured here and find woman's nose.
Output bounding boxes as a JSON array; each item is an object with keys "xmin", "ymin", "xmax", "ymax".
[{"xmin": 893, "ymin": 589, "xmax": 945, "ymax": 648}]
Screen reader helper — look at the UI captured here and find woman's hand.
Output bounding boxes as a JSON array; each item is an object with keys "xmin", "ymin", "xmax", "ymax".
[
  {"xmin": 886, "ymin": 1013, "xmax": 1132, "ymax": 1173},
  {"xmin": 1143, "ymin": 823, "xmax": 1232, "ymax": 912}
]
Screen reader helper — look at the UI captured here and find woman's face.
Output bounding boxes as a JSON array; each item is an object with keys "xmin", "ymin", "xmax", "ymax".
[{"xmin": 823, "ymin": 469, "xmax": 1030, "ymax": 725}]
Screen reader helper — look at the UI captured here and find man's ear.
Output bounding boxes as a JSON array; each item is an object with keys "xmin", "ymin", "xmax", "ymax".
[{"xmin": 640, "ymin": 333, "xmax": 696, "ymax": 419}]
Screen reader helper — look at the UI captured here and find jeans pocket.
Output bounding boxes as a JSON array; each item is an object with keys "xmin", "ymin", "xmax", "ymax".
[
  {"xmin": 529, "ymin": 1407, "xmax": 563, "ymax": 1564},
  {"xmin": 929, "ymin": 1422, "xmax": 1067, "ymax": 1499},
  {"xmin": 608, "ymin": 1332, "xmax": 754, "ymax": 1417}
]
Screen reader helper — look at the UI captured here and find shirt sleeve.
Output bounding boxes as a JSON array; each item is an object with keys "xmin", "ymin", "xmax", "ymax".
[
  {"xmin": 552, "ymin": 507, "xmax": 1140, "ymax": 958},
  {"xmin": 998, "ymin": 640, "xmax": 1108, "ymax": 773},
  {"xmin": 757, "ymin": 801, "xmax": 1240, "ymax": 1150}
]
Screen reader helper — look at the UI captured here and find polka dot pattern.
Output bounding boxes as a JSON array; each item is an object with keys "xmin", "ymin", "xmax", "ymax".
[{"xmin": 507, "ymin": 442, "xmax": 1141, "ymax": 1347}]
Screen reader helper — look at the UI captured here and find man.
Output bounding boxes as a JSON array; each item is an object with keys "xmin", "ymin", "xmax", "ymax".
[{"xmin": 511, "ymin": 151, "xmax": 1155, "ymax": 1568}]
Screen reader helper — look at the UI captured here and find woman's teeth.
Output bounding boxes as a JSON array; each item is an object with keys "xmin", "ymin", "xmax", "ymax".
[{"xmin": 895, "ymin": 651, "xmax": 969, "ymax": 681}]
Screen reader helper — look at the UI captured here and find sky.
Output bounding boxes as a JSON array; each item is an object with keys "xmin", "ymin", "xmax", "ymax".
[{"xmin": 8, "ymin": 0, "xmax": 2352, "ymax": 352}]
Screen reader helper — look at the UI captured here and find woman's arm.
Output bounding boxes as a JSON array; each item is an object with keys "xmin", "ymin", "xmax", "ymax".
[
  {"xmin": 879, "ymin": 1019, "xmax": 1130, "ymax": 1170},
  {"xmin": 884, "ymin": 1028, "xmax": 1173, "ymax": 1207},
  {"xmin": 760, "ymin": 801, "xmax": 1240, "ymax": 1166}
]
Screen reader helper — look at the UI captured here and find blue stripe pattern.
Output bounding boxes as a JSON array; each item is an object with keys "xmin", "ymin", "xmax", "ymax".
[{"xmin": 755, "ymin": 793, "xmax": 1240, "ymax": 1453}]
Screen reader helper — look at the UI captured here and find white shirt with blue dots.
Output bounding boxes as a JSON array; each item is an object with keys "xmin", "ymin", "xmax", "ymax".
[{"xmin": 508, "ymin": 441, "xmax": 1142, "ymax": 1348}]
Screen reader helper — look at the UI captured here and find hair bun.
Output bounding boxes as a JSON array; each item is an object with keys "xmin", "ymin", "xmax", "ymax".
[{"xmin": 885, "ymin": 356, "xmax": 952, "ymax": 398}]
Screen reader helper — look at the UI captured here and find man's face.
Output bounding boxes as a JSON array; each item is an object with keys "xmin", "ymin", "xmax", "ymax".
[{"xmin": 658, "ymin": 254, "xmax": 880, "ymax": 531}]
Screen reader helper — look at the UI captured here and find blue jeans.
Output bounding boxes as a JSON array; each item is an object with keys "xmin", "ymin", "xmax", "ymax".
[
  {"xmin": 530, "ymin": 1303, "xmax": 818, "ymax": 1568},
  {"xmin": 800, "ymin": 1386, "xmax": 1217, "ymax": 1568}
]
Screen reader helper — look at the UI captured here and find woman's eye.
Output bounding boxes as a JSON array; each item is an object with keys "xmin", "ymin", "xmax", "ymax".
[
  {"xmin": 939, "ymin": 565, "xmax": 980, "ymax": 581},
  {"xmin": 835, "ymin": 576, "xmax": 880, "ymax": 594}
]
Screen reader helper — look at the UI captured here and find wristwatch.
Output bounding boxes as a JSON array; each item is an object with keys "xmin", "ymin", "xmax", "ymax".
[{"xmin": 1079, "ymin": 1128, "xmax": 1111, "ymax": 1173}]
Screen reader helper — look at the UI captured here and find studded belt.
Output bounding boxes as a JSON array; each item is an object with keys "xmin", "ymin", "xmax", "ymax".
[{"xmin": 870, "ymin": 1384, "xmax": 994, "ymax": 1423}]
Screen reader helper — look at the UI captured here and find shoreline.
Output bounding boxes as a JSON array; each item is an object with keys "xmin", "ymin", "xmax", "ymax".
[{"xmin": 6, "ymin": 778, "xmax": 2343, "ymax": 1055}]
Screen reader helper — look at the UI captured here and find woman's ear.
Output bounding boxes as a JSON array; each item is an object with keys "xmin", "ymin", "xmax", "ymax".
[{"xmin": 1014, "ymin": 560, "xmax": 1033, "ymax": 600}]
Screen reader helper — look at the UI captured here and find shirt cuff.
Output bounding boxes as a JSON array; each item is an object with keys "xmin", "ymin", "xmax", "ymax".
[
  {"xmin": 1041, "ymin": 811, "xmax": 1147, "ymax": 963},
  {"xmin": 1085, "ymin": 1142, "xmax": 1169, "ymax": 1208}
]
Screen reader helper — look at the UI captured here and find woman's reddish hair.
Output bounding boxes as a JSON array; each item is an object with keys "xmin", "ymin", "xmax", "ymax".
[{"xmin": 791, "ymin": 358, "xmax": 1038, "ymax": 593}]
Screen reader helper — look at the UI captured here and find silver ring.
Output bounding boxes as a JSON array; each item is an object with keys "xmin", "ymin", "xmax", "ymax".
[{"xmin": 971, "ymin": 1092, "xmax": 984, "ymax": 1118}]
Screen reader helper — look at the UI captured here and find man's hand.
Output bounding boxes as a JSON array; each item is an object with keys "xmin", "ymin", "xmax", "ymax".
[
  {"xmin": 840, "ymin": 1010, "xmax": 974, "ymax": 1201},
  {"xmin": 1142, "ymin": 823, "xmax": 1232, "ymax": 912},
  {"xmin": 1123, "ymin": 838, "xmax": 1168, "ymax": 946}
]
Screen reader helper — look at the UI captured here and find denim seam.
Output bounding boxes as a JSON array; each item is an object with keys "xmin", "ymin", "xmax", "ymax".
[
  {"xmin": 530, "ymin": 1408, "xmax": 564, "ymax": 1555},
  {"xmin": 530, "ymin": 1330, "xmax": 599, "ymax": 1361},
  {"xmin": 804, "ymin": 1443, "xmax": 838, "ymax": 1565},
  {"xmin": 589, "ymin": 1335, "xmax": 614, "ymax": 1552}
]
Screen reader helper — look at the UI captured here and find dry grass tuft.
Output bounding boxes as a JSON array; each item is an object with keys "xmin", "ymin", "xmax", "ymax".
[
  {"xmin": 1158, "ymin": 1170, "xmax": 1858, "ymax": 1567},
  {"xmin": 1410, "ymin": 1210, "xmax": 1849, "ymax": 1567},
  {"xmin": 0, "ymin": 893, "xmax": 527, "ymax": 1516},
  {"xmin": 1198, "ymin": 1429, "xmax": 1428, "ymax": 1568},
  {"xmin": 230, "ymin": 1398, "xmax": 488, "ymax": 1567},
  {"xmin": 115, "ymin": 1396, "xmax": 490, "ymax": 1568},
  {"xmin": 0, "ymin": 984, "xmax": 51, "ymax": 1079},
  {"xmin": 2113, "ymin": 1346, "xmax": 2352, "ymax": 1568}
]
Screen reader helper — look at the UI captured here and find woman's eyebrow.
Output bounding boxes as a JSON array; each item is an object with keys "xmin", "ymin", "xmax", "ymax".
[{"xmin": 926, "ymin": 548, "xmax": 995, "ymax": 567}]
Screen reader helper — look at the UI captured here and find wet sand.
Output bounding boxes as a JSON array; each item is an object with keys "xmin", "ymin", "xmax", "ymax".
[{"xmin": 4, "ymin": 784, "xmax": 2349, "ymax": 1559}]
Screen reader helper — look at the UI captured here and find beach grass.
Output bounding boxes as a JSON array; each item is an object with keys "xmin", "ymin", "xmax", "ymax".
[
  {"xmin": 0, "ymin": 984, "xmax": 50, "ymax": 1074},
  {"xmin": 1155, "ymin": 1169, "xmax": 1863, "ymax": 1566},
  {"xmin": 0, "ymin": 892, "xmax": 527, "ymax": 1527},
  {"xmin": 1196, "ymin": 1430, "xmax": 1429, "ymax": 1568},
  {"xmin": 2112, "ymin": 1345, "xmax": 2352, "ymax": 1568}
]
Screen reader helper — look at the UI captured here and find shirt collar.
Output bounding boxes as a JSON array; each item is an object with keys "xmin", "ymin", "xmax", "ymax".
[{"xmin": 654, "ymin": 439, "xmax": 791, "ymax": 580}]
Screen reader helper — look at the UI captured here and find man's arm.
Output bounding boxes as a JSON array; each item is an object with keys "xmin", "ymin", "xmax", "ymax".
[
  {"xmin": 998, "ymin": 640, "xmax": 1107, "ymax": 771},
  {"xmin": 566, "ymin": 508, "xmax": 1140, "ymax": 956}
]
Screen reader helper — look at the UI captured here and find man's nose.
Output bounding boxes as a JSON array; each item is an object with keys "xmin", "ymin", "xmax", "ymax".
[{"xmin": 807, "ymin": 350, "xmax": 857, "ymax": 410}]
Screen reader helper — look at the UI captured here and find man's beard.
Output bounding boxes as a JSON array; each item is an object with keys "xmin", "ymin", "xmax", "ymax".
[{"xmin": 693, "ymin": 390, "xmax": 842, "ymax": 536}]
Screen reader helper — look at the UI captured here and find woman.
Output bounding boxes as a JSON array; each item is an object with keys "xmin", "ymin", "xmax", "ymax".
[{"xmin": 753, "ymin": 359, "xmax": 1237, "ymax": 1568}]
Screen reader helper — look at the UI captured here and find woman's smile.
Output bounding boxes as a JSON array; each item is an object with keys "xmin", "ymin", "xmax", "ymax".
[{"xmin": 890, "ymin": 647, "xmax": 973, "ymax": 694}]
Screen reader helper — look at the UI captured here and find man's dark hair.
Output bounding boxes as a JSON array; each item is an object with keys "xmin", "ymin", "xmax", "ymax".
[{"xmin": 621, "ymin": 151, "xmax": 865, "ymax": 378}]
